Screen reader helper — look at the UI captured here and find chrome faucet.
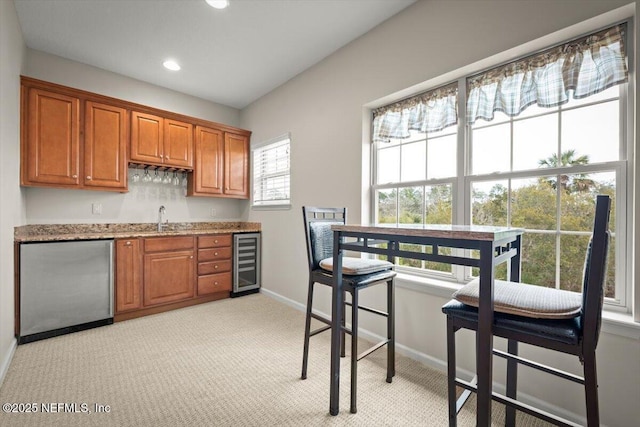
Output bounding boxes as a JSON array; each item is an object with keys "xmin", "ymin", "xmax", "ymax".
[{"xmin": 157, "ymin": 205, "xmax": 168, "ymax": 232}]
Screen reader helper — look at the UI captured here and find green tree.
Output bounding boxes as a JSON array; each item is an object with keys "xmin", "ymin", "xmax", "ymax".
[{"xmin": 538, "ymin": 149, "xmax": 595, "ymax": 193}]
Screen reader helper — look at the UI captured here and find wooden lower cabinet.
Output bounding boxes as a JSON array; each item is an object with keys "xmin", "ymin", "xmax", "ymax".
[
  {"xmin": 197, "ymin": 234, "xmax": 232, "ymax": 296},
  {"xmin": 114, "ymin": 234, "xmax": 232, "ymax": 321},
  {"xmin": 115, "ymin": 239, "xmax": 142, "ymax": 313}
]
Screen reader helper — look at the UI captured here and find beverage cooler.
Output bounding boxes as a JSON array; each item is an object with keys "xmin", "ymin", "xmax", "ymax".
[{"xmin": 232, "ymin": 233, "xmax": 261, "ymax": 297}]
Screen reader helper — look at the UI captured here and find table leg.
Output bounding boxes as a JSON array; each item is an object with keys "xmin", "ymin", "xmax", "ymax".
[
  {"xmin": 476, "ymin": 240, "xmax": 495, "ymax": 427},
  {"xmin": 329, "ymin": 230, "xmax": 344, "ymax": 416}
]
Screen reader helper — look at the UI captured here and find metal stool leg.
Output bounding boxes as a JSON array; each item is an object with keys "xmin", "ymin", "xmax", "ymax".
[
  {"xmin": 350, "ymin": 289, "xmax": 359, "ymax": 414},
  {"xmin": 341, "ymin": 289, "xmax": 347, "ymax": 358},
  {"xmin": 301, "ymin": 280, "xmax": 315, "ymax": 380},
  {"xmin": 505, "ymin": 339, "xmax": 518, "ymax": 426},
  {"xmin": 387, "ymin": 280, "xmax": 395, "ymax": 382},
  {"xmin": 583, "ymin": 351, "xmax": 600, "ymax": 426},
  {"xmin": 446, "ymin": 316, "xmax": 457, "ymax": 427}
]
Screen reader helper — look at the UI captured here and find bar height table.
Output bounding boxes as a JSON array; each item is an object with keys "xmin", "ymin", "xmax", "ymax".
[{"xmin": 329, "ymin": 224, "xmax": 524, "ymax": 426}]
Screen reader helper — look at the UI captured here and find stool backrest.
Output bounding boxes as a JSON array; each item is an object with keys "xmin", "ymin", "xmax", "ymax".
[
  {"xmin": 302, "ymin": 207, "xmax": 346, "ymax": 271},
  {"xmin": 580, "ymin": 195, "xmax": 611, "ymax": 350}
]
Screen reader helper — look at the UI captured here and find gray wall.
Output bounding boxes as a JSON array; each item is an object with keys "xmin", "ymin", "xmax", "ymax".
[
  {"xmin": 241, "ymin": 1, "xmax": 640, "ymax": 426},
  {"xmin": 0, "ymin": 0, "xmax": 26, "ymax": 384}
]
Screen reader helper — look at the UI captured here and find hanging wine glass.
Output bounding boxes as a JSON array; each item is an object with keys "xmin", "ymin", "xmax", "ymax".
[
  {"xmin": 142, "ymin": 168, "xmax": 152, "ymax": 183},
  {"xmin": 152, "ymin": 170, "xmax": 162, "ymax": 184},
  {"xmin": 132, "ymin": 169, "xmax": 140, "ymax": 183},
  {"xmin": 182, "ymin": 172, "xmax": 188, "ymax": 187},
  {"xmin": 163, "ymin": 171, "xmax": 172, "ymax": 184},
  {"xmin": 173, "ymin": 171, "xmax": 180, "ymax": 186}
]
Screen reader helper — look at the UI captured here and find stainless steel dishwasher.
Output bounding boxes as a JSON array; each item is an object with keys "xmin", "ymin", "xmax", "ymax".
[{"xmin": 19, "ymin": 239, "xmax": 114, "ymax": 344}]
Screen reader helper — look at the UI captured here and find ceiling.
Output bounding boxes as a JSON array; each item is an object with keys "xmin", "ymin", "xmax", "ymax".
[{"xmin": 14, "ymin": 0, "xmax": 415, "ymax": 109}]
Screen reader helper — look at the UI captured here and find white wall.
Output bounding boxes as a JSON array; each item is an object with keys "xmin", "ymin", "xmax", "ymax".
[
  {"xmin": 241, "ymin": 1, "xmax": 640, "ymax": 426},
  {"xmin": 0, "ymin": 0, "xmax": 26, "ymax": 383},
  {"xmin": 22, "ymin": 49, "xmax": 249, "ymax": 224}
]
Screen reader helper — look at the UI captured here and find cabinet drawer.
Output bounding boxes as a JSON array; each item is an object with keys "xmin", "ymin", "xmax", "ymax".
[
  {"xmin": 144, "ymin": 236, "xmax": 194, "ymax": 252},
  {"xmin": 197, "ymin": 272, "xmax": 232, "ymax": 295},
  {"xmin": 198, "ymin": 247, "xmax": 232, "ymax": 262},
  {"xmin": 198, "ymin": 234, "xmax": 232, "ymax": 249},
  {"xmin": 198, "ymin": 259, "xmax": 231, "ymax": 275}
]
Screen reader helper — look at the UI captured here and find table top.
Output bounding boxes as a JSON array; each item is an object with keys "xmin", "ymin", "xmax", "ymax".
[{"xmin": 332, "ymin": 224, "xmax": 524, "ymax": 241}]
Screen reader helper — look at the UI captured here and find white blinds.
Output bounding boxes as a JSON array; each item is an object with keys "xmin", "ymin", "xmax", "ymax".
[
  {"xmin": 467, "ymin": 23, "xmax": 628, "ymax": 124},
  {"xmin": 252, "ymin": 135, "xmax": 291, "ymax": 206}
]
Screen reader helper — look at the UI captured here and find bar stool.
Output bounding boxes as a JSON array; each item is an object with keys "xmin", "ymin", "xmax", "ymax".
[
  {"xmin": 442, "ymin": 195, "xmax": 611, "ymax": 426},
  {"xmin": 301, "ymin": 206, "xmax": 396, "ymax": 414}
]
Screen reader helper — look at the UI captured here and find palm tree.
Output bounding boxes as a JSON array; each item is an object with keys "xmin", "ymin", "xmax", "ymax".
[{"xmin": 538, "ymin": 149, "xmax": 595, "ymax": 193}]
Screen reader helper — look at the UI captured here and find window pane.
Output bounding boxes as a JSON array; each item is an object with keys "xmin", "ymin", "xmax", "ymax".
[
  {"xmin": 559, "ymin": 171, "xmax": 616, "ymax": 232},
  {"xmin": 401, "ymin": 141, "xmax": 426, "ymax": 182},
  {"xmin": 562, "ymin": 100, "xmax": 619, "ymax": 163},
  {"xmin": 559, "ymin": 234, "xmax": 590, "ymax": 293},
  {"xmin": 568, "ymin": 85, "xmax": 618, "ymax": 108},
  {"xmin": 517, "ymin": 102, "xmax": 558, "ymax": 119},
  {"xmin": 377, "ymin": 189, "xmax": 397, "ymax": 224},
  {"xmin": 427, "ymin": 134, "xmax": 456, "ymax": 179},
  {"xmin": 521, "ymin": 233, "xmax": 557, "ymax": 287},
  {"xmin": 511, "ymin": 177, "xmax": 557, "ymax": 230},
  {"xmin": 513, "ymin": 113, "xmax": 558, "ymax": 171},
  {"xmin": 471, "ymin": 180, "xmax": 508, "ymax": 226},
  {"xmin": 399, "ymin": 187, "xmax": 423, "ymax": 225},
  {"xmin": 425, "ymin": 184, "xmax": 452, "ymax": 224},
  {"xmin": 605, "ymin": 235, "xmax": 616, "ymax": 299},
  {"xmin": 377, "ymin": 146, "xmax": 400, "ymax": 184},
  {"xmin": 472, "ymin": 110, "xmax": 510, "ymax": 128},
  {"xmin": 471, "ymin": 123, "xmax": 510, "ymax": 174}
]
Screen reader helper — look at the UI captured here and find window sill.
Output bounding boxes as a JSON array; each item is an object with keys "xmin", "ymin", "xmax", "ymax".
[
  {"xmin": 251, "ymin": 204, "xmax": 291, "ymax": 211},
  {"xmin": 395, "ymin": 272, "xmax": 640, "ymax": 340}
]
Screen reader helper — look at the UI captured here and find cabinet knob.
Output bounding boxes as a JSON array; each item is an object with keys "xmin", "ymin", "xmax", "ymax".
[
  {"xmin": 189, "ymin": 255, "xmax": 193, "ymax": 259},
  {"xmin": 214, "ymin": 281, "xmax": 219, "ymax": 285},
  {"xmin": 214, "ymin": 252, "xmax": 219, "ymax": 256},
  {"xmin": 214, "ymin": 265, "xmax": 219, "ymax": 269},
  {"xmin": 214, "ymin": 240, "xmax": 218, "ymax": 244},
  {"xmin": 86, "ymin": 176, "xmax": 92, "ymax": 180},
  {"xmin": 125, "ymin": 241, "xmax": 132, "ymax": 246},
  {"xmin": 72, "ymin": 174, "xmax": 78, "ymax": 179}
]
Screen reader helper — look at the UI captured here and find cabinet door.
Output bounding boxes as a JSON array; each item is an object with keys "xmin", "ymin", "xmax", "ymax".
[
  {"xmin": 143, "ymin": 250, "xmax": 195, "ymax": 306},
  {"xmin": 164, "ymin": 119, "xmax": 193, "ymax": 168},
  {"xmin": 224, "ymin": 132, "xmax": 249, "ymax": 198},
  {"xmin": 131, "ymin": 111, "xmax": 163, "ymax": 165},
  {"xmin": 115, "ymin": 239, "xmax": 142, "ymax": 313},
  {"xmin": 84, "ymin": 101, "xmax": 128, "ymax": 190},
  {"xmin": 23, "ymin": 88, "xmax": 80, "ymax": 186},
  {"xmin": 189, "ymin": 126, "xmax": 223, "ymax": 195}
]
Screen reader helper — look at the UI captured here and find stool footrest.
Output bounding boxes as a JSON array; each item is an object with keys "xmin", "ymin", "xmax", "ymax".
[{"xmin": 357, "ymin": 338, "xmax": 390, "ymax": 361}]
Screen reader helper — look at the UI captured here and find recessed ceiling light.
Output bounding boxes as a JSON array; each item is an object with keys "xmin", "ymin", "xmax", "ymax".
[
  {"xmin": 163, "ymin": 60, "xmax": 181, "ymax": 71},
  {"xmin": 206, "ymin": 0, "xmax": 229, "ymax": 9}
]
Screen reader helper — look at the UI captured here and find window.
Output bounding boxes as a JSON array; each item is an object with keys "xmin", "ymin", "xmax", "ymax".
[
  {"xmin": 371, "ymin": 23, "xmax": 631, "ymax": 309},
  {"xmin": 252, "ymin": 134, "xmax": 290, "ymax": 208}
]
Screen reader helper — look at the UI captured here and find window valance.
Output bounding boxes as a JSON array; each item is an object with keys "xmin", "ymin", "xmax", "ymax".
[
  {"xmin": 372, "ymin": 83, "xmax": 458, "ymax": 143},
  {"xmin": 467, "ymin": 23, "xmax": 628, "ymax": 124}
]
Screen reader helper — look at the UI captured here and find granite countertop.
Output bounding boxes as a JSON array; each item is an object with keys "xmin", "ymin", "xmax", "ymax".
[{"xmin": 14, "ymin": 222, "xmax": 261, "ymax": 242}]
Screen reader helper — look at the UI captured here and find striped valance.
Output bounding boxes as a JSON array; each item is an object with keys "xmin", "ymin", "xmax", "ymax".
[
  {"xmin": 372, "ymin": 83, "xmax": 458, "ymax": 143},
  {"xmin": 467, "ymin": 23, "xmax": 628, "ymax": 124}
]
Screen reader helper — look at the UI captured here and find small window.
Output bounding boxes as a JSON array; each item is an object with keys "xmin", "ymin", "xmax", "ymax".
[{"xmin": 252, "ymin": 134, "xmax": 291, "ymax": 208}]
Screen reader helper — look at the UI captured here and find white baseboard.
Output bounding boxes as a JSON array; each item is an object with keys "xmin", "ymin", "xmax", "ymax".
[
  {"xmin": 259, "ymin": 287, "xmax": 592, "ymax": 426},
  {"xmin": 0, "ymin": 338, "xmax": 17, "ymax": 387}
]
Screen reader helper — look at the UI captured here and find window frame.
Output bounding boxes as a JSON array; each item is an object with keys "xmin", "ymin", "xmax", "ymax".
[
  {"xmin": 370, "ymin": 21, "xmax": 633, "ymax": 313},
  {"xmin": 251, "ymin": 133, "xmax": 291, "ymax": 210}
]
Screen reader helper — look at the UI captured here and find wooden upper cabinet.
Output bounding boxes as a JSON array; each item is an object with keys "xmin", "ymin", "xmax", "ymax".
[
  {"xmin": 130, "ymin": 111, "xmax": 164, "ymax": 164},
  {"xmin": 131, "ymin": 111, "xmax": 193, "ymax": 168},
  {"xmin": 84, "ymin": 101, "xmax": 128, "ymax": 190},
  {"xmin": 188, "ymin": 126, "xmax": 224, "ymax": 196},
  {"xmin": 164, "ymin": 119, "xmax": 193, "ymax": 168},
  {"xmin": 23, "ymin": 87, "xmax": 80, "ymax": 186},
  {"xmin": 224, "ymin": 132, "xmax": 249, "ymax": 198}
]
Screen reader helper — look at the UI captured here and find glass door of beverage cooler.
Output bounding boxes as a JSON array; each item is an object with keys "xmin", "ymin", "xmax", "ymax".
[{"xmin": 232, "ymin": 233, "xmax": 261, "ymax": 296}]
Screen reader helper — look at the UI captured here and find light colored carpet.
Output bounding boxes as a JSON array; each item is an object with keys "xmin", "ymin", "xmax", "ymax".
[{"xmin": 0, "ymin": 293, "xmax": 550, "ymax": 426}]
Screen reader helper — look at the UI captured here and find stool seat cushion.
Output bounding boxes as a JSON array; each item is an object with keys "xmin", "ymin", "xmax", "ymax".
[
  {"xmin": 441, "ymin": 300, "xmax": 581, "ymax": 345},
  {"xmin": 319, "ymin": 257, "xmax": 394, "ymax": 276},
  {"xmin": 453, "ymin": 278, "xmax": 582, "ymax": 319}
]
